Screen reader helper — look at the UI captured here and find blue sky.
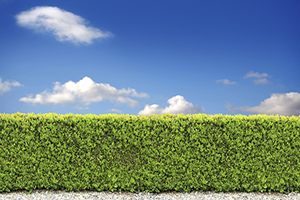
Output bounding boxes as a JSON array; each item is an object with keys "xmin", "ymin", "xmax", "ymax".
[{"xmin": 1, "ymin": 0, "xmax": 300, "ymax": 118}]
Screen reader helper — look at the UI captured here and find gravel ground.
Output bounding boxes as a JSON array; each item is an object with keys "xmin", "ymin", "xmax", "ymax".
[{"xmin": 1, "ymin": 188, "xmax": 300, "ymax": 200}]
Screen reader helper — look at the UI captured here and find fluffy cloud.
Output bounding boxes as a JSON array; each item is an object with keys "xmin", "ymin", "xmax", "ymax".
[
  {"xmin": 137, "ymin": 92, "xmax": 300, "ymax": 117},
  {"xmin": 1, "ymin": 72, "xmax": 299, "ymax": 117},
  {"xmin": 0, "ymin": 77, "xmax": 23, "ymax": 94},
  {"xmin": 225, "ymin": 92, "xmax": 300, "ymax": 117},
  {"xmin": 19, "ymin": 76, "xmax": 149, "ymax": 107},
  {"xmin": 137, "ymin": 95, "xmax": 201, "ymax": 116},
  {"xmin": 15, "ymin": 6, "xmax": 113, "ymax": 45}
]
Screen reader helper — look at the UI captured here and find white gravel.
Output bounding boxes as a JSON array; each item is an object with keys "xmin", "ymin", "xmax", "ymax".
[{"xmin": 1, "ymin": 188, "xmax": 300, "ymax": 200}]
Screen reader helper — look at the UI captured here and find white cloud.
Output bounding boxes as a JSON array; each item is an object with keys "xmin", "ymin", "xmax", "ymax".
[
  {"xmin": 225, "ymin": 92, "xmax": 300, "ymax": 117},
  {"xmin": 0, "ymin": 77, "xmax": 23, "ymax": 94},
  {"xmin": 137, "ymin": 95, "xmax": 202, "ymax": 116},
  {"xmin": 215, "ymin": 71, "xmax": 300, "ymax": 117},
  {"xmin": 216, "ymin": 71, "xmax": 273, "ymax": 86},
  {"xmin": 216, "ymin": 79, "xmax": 237, "ymax": 85},
  {"xmin": 243, "ymin": 71, "xmax": 269, "ymax": 79},
  {"xmin": 72, "ymin": 105, "xmax": 89, "ymax": 110},
  {"xmin": 139, "ymin": 71, "xmax": 298, "ymax": 117},
  {"xmin": 2, "ymin": 71, "xmax": 299, "ymax": 117},
  {"xmin": 243, "ymin": 71, "xmax": 273, "ymax": 85},
  {"xmin": 15, "ymin": 6, "xmax": 113, "ymax": 45},
  {"xmin": 110, "ymin": 108, "xmax": 123, "ymax": 114},
  {"xmin": 251, "ymin": 78, "xmax": 271, "ymax": 85},
  {"xmin": 19, "ymin": 76, "xmax": 149, "ymax": 107}
]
